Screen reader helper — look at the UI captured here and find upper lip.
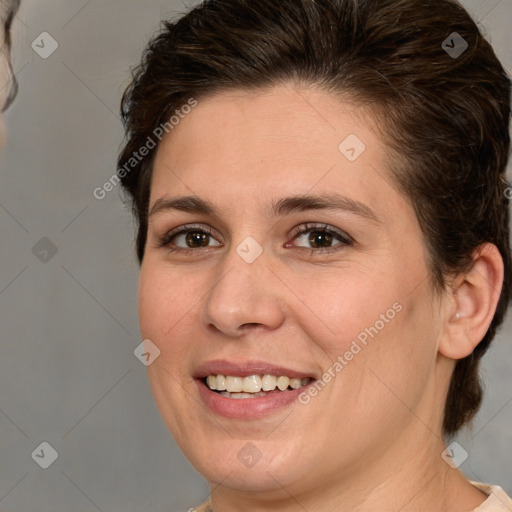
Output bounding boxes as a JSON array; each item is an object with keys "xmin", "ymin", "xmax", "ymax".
[{"xmin": 194, "ymin": 359, "xmax": 318, "ymax": 379}]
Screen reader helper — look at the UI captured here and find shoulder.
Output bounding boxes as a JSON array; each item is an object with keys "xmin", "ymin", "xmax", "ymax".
[
  {"xmin": 184, "ymin": 486, "xmax": 512, "ymax": 512},
  {"xmin": 470, "ymin": 481, "xmax": 512, "ymax": 511},
  {"xmin": 188, "ymin": 499, "xmax": 212, "ymax": 512}
]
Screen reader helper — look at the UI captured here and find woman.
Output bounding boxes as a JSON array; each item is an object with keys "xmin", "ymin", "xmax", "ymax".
[{"xmin": 118, "ymin": 0, "xmax": 512, "ymax": 510}]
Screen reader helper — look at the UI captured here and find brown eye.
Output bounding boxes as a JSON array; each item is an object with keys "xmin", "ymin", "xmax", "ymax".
[
  {"xmin": 307, "ymin": 231, "xmax": 334, "ymax": 249},
  {"xmin": 290, "ymin": 223, "xmax": 353, "ymax": 253},
  {"xmin": 158, "ymin": 225, "xmax": 222, "ymax": 252},
  {"xmin": 185, "ymin": 231, "xmax": 211, "ymax": 248}
]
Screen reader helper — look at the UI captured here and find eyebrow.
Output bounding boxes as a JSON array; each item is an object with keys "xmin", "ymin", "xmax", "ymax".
[{"xmin": 148, "ymin": 193, "xmax": 381, "ymax": 224}]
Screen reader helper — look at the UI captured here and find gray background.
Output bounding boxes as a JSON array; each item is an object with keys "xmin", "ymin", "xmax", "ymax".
[{"xmin": 0, "ymin": 1, "xmax": 510, "ymax": 511}]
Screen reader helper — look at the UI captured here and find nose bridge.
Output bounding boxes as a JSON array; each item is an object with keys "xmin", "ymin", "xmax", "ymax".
[{"xmin": 201, "ymin": 239, "xmax": 285, "ymax": 337}]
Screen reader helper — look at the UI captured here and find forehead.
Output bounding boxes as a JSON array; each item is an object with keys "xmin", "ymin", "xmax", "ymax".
[
  {"xmin": 149, "ymin": 84, "xmax": 410, "ymax": 225},
  {"xmin": 160, "ymin": 86, "xmax": 370, "ymax": 159}
]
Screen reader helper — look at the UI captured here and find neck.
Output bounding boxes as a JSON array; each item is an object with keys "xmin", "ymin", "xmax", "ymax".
[{"xmin": 206, "ymin": 427, "xmax": 487, "ymax": 512}]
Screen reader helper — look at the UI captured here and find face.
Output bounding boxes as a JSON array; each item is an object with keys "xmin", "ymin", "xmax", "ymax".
[
  {"xmin": 0, "ymin": 12, "xmax": 13, "ymax": 144},
  {"xmin": 0, "ymin": 41, "xmax": 7, "ymax": 144},
  {"xmin": 138, "ymin": 84, "xmax": 448, "ymax": 496}
]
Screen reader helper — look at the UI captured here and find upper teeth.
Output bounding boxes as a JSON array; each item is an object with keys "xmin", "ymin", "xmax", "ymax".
[{"xmin": 206, "ymin": 374, "xmax": 311, "ymax": 393}]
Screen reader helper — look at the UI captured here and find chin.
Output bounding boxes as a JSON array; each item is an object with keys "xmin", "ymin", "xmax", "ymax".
[
  {"xmin": 203, "ymin": 464, "xmax": 297, "ymax": 494},
  {"xmin": 189, "ymin": 440, "xmax": 307, "ymax": 492}
]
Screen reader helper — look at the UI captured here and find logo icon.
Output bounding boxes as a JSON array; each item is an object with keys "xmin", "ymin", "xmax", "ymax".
[
  {"xmin": 442, "ymin": 32, "xmax": 468, "ymax": 59},
  {"xmin": 32, "ymin": 32, "xmax": 59, "ymax": 59},
  {"xmin": 339, "ymin": 134, "xmax": 366, "ymax": 162},
  {"xmin": 441, "ymin": 441, "xmax": 468, "ymax": 469},
  {"xmin": 32, "ymin": 237, "xmax": 58, "ymax": 263},
  {"xmin": 31, "ymin": 442, "xmax": 59, "ymax": 469},
  {"xmin": 237, "ymin": 442, "xmax": 263, "ymax": 468},
  {"xmin": 134, "ymin": 339, "xmax": 161, "ymax": 366},
  {"xmin": 236, "ymin": 236, "xmax": 263, "ymax": 264}
]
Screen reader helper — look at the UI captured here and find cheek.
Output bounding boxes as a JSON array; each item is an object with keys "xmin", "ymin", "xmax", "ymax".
[
  {"xmin": 295, "ymin": 266, "xmax": 402, "ymax": 356},
  {"xmin": 306, "ymin": 268, "xmax": 436, "ymax": 402},
  {"xmin": 339, "ymin": 287, "xmax": 438, "ymax": 416},
  {"xmin": 138, "ymin": 262, "xmax": 199, "ymax": 348},
  {"xmin": 138, "ymin": 264, "xmax": 165, "ymax": 339},
  {"xmin": 137, "ymin": 264, "xmax": 198, "ymax": 425}
]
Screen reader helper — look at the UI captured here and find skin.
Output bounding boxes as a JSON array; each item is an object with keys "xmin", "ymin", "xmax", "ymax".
[
  {"xmin": 0, "ymin": 8, "xmax": 14, "ymax": 145},
  {"xmin": 0, "ymin": 37, "xmax": 8, "ymax": 145},
  {"xmin": 138, "ymin": 83, "xmax": 503, "ymax": 512},
  {"xmin": 1, "ymin": 0, "xmax": 22, "ymax": 141}
]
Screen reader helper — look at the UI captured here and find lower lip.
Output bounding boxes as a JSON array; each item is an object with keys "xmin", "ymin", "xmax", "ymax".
[{"xmin": 195, "ymin": 378, "xmax": 316, "ymax": 419}]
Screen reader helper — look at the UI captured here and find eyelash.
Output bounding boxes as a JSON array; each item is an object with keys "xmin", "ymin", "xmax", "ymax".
[{"xmin": 156, "ymin": 223, "xmax": 354, "ymax": 256}]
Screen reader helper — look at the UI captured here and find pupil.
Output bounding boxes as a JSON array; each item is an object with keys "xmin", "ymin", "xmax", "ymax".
[
  {"xmin": 309, "ymin": 231, "xmax": 332, "ymax": 248},
  {"xmin": 187, "ymin": 232, "xmax": 209, "ymax": 247}
]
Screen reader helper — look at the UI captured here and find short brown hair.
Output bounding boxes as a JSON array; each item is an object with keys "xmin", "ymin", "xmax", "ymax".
[{"xmin": 118, "ymin": 0, "xmax": 512, "ymax": 436}]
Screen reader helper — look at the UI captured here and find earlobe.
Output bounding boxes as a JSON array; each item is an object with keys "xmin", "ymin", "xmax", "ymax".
[{"xmin": 439, "ymin": 243, "xmax": 504, "ymax": 360}]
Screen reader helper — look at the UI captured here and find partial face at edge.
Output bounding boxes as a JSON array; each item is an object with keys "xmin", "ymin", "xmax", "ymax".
[
  {"xmin": 0, "ymin": 0, "xmax": 18, "ymax": 143},
  {"xmin": 137, "ymin": 84, "xmax": 448, "ymax": 494}
]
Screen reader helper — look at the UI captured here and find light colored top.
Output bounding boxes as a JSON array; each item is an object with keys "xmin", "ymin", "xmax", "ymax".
[
  {"xmin": 470, "ymin": 482, "xmax": 512, "ymax": 511},
  {"xmin": 191, "ymin": 481, "xmax": 512, "ymax": 511}
]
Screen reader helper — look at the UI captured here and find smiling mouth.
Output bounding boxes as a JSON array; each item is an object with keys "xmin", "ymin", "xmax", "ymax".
[{"xmin": 202, "ymin": 374, "xmax": 315, "ymax": 398}]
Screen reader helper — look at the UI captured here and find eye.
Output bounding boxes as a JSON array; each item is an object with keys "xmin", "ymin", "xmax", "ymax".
[
  {"xmin": 157, "ymin": 224, "xmax": 222, "ymax": 253},
  {"xmin": 156, "ymin": 222, "xmax": 353, "ymax": 255},
  {"xmin": 287, "ymin": 223, "xmax": 353, "ymax": 253}
]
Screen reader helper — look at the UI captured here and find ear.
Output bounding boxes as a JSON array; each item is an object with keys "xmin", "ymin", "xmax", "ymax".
[{"xmin": 439, "ymin": 243, "xmax": 504, "ymax": 360}]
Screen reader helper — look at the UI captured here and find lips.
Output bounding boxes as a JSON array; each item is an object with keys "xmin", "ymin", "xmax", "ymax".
[
  {"xmin": 193, "ymin": 359, "xmax": 318, "ymax": 380},
  {"xmin": 191, "ymin": 359, "xmax": 321, "ymax": 418},
  {"xmin": 195, "ymin": 376, "xmax": 318, "ymax": 418}
]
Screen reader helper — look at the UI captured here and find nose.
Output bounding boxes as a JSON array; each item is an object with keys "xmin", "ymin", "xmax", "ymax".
[{"xmin": 201, "ymin": 246, "xmax": 286, "ymax": 338}]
